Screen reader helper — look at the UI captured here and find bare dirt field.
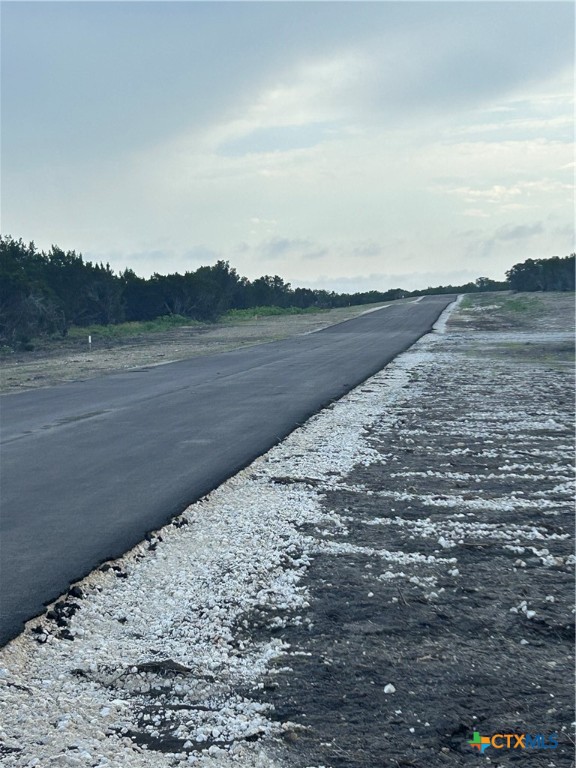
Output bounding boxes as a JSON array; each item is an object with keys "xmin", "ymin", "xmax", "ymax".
[
  {"xmin": 0, "ymin": 303, "xmax": 394, "ymax": 395},
  {"xmin": 253, "ymin": 292, "xmax": 575, "ymax": 767}
]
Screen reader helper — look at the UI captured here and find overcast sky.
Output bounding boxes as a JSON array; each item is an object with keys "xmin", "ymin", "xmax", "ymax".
[{"xmin": 2, "ymin": 1, "xmax": 574, "ymax": 291}]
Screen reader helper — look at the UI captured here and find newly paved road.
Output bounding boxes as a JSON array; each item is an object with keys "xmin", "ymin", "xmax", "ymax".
[{"xmin": 0, "ymin": 295, "xmax": 455, "ymax": 645}]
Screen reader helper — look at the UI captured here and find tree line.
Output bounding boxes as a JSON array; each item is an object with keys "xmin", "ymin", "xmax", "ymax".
[
  {"xmin": 506, "ymin": 254, "xmax": 575, "ymax": 292},
  {"xmin": 1, "ymin": 234, "xmax": 572, "ymax": 349}
]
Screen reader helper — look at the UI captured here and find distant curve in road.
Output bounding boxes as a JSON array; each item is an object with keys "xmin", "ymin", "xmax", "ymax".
[{"xmin": 0, "ymin": 295, "xmax": 455, "ymax": 646}]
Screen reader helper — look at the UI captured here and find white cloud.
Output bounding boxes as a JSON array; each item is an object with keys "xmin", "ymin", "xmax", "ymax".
[
  {"xmin": 257, "ymin": 237, "xmax": 327, "ymax": 261},
  {"xmin": 494, "ymin": 223, "xmax": 544, "ymax": 241},
  {"xmin": 464, "ymin": 209, "xmax": 491, "ymax": 219}
]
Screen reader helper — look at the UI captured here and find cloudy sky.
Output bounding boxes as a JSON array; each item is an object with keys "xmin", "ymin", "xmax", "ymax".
[{"xmin": 2, "ymin": 1, "xmax": 574, "ymax": 292}]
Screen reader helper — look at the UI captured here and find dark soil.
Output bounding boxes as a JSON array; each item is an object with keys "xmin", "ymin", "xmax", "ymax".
[
  {"xmin": 244, "ymin": 298, "xmax": 575, "ymax": 767},
  {"xmin": 255, "ymin": 542, "xmax": 573, "ymax": 767}
]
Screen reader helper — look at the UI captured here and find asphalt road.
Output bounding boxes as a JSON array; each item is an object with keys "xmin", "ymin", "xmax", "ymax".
[{"xmin": 0, "ymin": 295, "xmax": 455, "ymax": 646}]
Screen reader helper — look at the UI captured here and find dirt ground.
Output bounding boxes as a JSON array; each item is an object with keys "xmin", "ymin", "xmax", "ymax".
[
  {"xmin": 0, "ymin": 303, "xmax": 391, "ymax": 395},
  {"xmin": 243, "ymin": 293, "xmax": 575, "ymax": 767}
]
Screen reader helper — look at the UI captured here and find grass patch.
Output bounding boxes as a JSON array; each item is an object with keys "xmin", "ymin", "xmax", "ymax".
[
  {"xmin": 459, "ymin": 295, "xmax": 489, "ymax": 310},
  {"xmin": 461, "ymin": 293, "xmax": 544, "ymax": 315},
  {"xmin": 500, "ymin": 296, "xmax": 543, "ymax": 315},
  {"xmin": 0, "ymin": 315, "xmax": 203, "ymax": 355},
  {"xmin": 489, "ymin": 340, "xmax": 574, "ymax": 363},
  {"xmin": 66, "ymin": 315, "xmax": 201, "ymax": 341},
  {"xmin": 463, "ymin": 339, "xmax": 575, "ymax": 368},
  {"xmin": 455, "ymin": 292, "xmax": 575, "ymax": 334},
  {"xmin": 459, "ymin": 292, "xmax": 547, "ymax": 321},
  {"xmin": 221, "ymin": 306, "xmax": 325, "ymax": 322}
]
